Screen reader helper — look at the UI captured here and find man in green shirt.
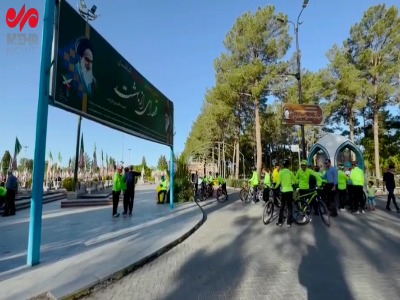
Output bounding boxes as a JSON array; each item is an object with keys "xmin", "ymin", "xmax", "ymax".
[
  {"xmin": 250, "ymin": 166, "xmax": 259, "ymax": 203},
  {"xmin": 274, "ymin": 160, "xmax": 297, "ymax": 227},
  {"xmin": 0, "ymin": 182, "xmax": 6, "ymax": 208},
  {"xmin": 112, "ymin": 166, "xmax": 123, "ymax": 217},
  {"xmin": 296, "ymin": 160, "xmax": 320, "ymax": 214},
  {"xmin": 350, "ymin": 161, "xmax": 365, "ymax": 214},
  {"xmin": 338, "ymin": 164, "xmax": 348, "ymax": 210}
]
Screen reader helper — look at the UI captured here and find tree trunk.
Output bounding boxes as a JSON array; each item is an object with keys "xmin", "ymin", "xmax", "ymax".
[
  {"xmin": 235, "ymin": 137, "xmax": 240, "ymax": 179},
  {"xmin": 255, "ymin": 100, "xmax": 262, "ymax": 176},
  {"xmin": 373, "ymin": 97, "xmax": 380, "ymax": 179},
  {"xmin": 349, "ymin": 108, "xmax": 355, "ymax": 142},
  {"xmin": 349, "ymin": 106, "xmax": 356, "ymax": 161}
]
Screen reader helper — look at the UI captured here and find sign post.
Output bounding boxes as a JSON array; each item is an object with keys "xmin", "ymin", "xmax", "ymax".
[
  {"xmin": 282, "ymin": 104, "xmax": 323, "ymax": 126},
  {"xmin": 290, "ymin": 145, "xmax": 301, "ymax": 169},
  {"xmin": 27, "ymin": 0, "xmax": 56, "ymax": 266}
]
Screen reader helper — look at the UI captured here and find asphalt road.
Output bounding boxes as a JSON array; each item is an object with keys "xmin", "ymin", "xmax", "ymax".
[{"xmin": 85, "ymin": 193, "xmax": 400, "ymax": 300}]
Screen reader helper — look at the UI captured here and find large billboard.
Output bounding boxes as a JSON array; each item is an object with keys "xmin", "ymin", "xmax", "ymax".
[
  {"xmin": 282, "ymin": 104, "xmax": 323, "ymax": 125},
  {"xmin": 50, "ymin": 0, "xmax": 174, "ymax": 146}
]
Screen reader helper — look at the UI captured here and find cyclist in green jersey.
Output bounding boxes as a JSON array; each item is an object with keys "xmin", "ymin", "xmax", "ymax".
[
  {"xmin": 216, "ymin": 172, "xmax": 228, "ymax": 199},
  {"xmin": 250, "ymin": 166, "xmax": 260, "ymax": 203},
  {"xmin": 274, "ymin": 160, "xmax": 297, "ymax": 227}
]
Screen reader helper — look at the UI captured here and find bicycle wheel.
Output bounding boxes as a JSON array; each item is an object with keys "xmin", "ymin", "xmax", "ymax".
[
  {"xmin": 318, "ymin": 200, "xmax": 330, "ymax": 227},
  {"xmin": 240, "ymin": 188, "xmax": 248, "ymax": 202},
  {"xmin": 201, "ymin": 189, "xmax": 208, "ymax": 201},
  {"xmin": 262, "ymin": 201, "xmax": 274, "ymax": 224},
  {"xmin": 292, "ymin": 200, "xmax": 311, "ymax": 225},
  {"xmin": 217, "ymin": 189, "xmax": 227, "ymax": 203},
  {"xmin": 258, "ymin": 190, "xmax": 263, "ymax": 202}
]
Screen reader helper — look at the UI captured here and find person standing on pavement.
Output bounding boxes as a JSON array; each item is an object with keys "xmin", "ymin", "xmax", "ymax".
[
  {"xmin": 272, "ymin": 164, "xmax": 280, "ymax": 205},
  {"xmin": 383, "ymin": 164, "xmax": 399, "ymax": 212},
  {"xmin": 274, "ymin": 160, "xmax": 297, "ymax": 228},
  {"xmin": 322, "ymin": 159, "xmax": 338, "ymax": 217},
  {"xmin": 350, "ymin": 161, "xmax": 365, "ymax": 214},
  {"xmin": 2, "ymin": 171, "xmax": 18, "ymax": 217},
  {"xmin": 249, "ymin": 166, "xmax": 259, "ymax": 203},
  {"xmin": 126, "ymin": 165, "xmax": 141, "ymax": 215},
  {"xmin": 112, "ymin": 166, "xmax": 123, "ymax": 217},
  {"xmin": 338, "ymin": 164, "xmax": 348, "ymax": 211},
  {"xmin": 0, "ymin": 182, "xmax": 7, "ymax": 209},
  {"xmin": 121, "ymin": 167, "xmax": 129, "ymax": 216},
  {"xmin": 367, "ymin": 181, "xmax": 377, "ymax": 211}
]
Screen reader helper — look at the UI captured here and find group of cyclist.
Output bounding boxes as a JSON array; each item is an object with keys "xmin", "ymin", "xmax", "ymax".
[
  {"xmin": 249, "ymin": 158, "xmax": 367, "ymax": 227},
  {"xmin": 193, "ymin": 171, "xmax": 228, "ymax": 200}
]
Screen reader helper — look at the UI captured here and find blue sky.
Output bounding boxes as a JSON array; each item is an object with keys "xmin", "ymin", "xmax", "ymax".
[{"xmin": 1, "ymin": 0, "xmax": 399, "ymax": 167}]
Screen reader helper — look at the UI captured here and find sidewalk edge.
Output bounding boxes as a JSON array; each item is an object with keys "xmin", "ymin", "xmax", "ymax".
[{"xmin": 60, "ymin": 202, "xmax": 206, "ymax": 300}]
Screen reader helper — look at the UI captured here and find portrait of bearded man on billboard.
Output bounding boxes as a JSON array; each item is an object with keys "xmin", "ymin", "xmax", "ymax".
[{"xmin": 75, "ymin": 36, "xmax": 96, "ymax": 96}]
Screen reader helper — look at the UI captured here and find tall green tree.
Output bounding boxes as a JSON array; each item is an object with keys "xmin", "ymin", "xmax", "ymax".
[
  {"xmin": 216, "ymin": 6, "xmax": 291, "ymax": 174},
  {"xmin": 1, "ymin": 151, "xmax": 11, "ymax": 175},
  {"xmin": 157, "ymin": 155, "xmax": 168, "ymax": 171},
  {"xmin": 322, "ymin": 45, "xmax": 366, "ymax": 142},
  {"xmin": 347, "ymin": 4, "xmax": 400, "ymax": 178},
  {"xmin": 141, "ymin": 156, "xmax": 147, "ymax": 170}
]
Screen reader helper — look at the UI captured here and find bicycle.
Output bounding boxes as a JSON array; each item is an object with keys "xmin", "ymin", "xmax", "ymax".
[
  {"xmin": 262, "ymin": 188, "xmax": 286, "ymax": 225},
  {"xmin": 292, "ymin": 187, "xmax": 330, "ymax": 227},
  {"xmin": 216, "ymin": 185, "xmax": 228, "ymax": 203},
  {"xmin": 240, "ymin": 181, "xmax": 263, "ymax": 203}
]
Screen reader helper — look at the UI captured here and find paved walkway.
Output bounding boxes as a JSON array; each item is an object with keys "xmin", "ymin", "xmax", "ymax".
[
  {"xmin": 85, "ymin": 194, "xmax": 400, "ymax": 300},
  {"xmin": 0, "ymin": 184, "xmax": 203, "ymax": 299}
]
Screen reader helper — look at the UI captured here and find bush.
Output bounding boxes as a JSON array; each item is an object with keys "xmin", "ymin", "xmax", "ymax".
[
  {"xmin": 226, "ymin": 178, "xmax": 246, "ymax": 188},
  {"xmin": 171, "ymin": 154, "xmax": 194, "ymax": 202},
  {"xmin": 25, "ymin": 179, "xmax": 32, "ymax": 188},
  {"xmin": 63, "ymin": 177, "xmax": 75, "ymax": 191}
]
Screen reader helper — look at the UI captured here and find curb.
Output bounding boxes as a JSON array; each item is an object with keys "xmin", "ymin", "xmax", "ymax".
[{"xmin": 53, "ymin": 201, "xmax": 206, "ymax": 300}]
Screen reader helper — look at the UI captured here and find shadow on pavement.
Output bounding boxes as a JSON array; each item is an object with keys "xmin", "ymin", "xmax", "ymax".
[
  {"xmin": 298, "ymin": 220, "xmax": 353, "ymax": 300},
  {"xmin": 162, "ymin": 201, "xmax": 264, "ymax": 299},
  {"xmin": 0, "ymin": 193, "xmax": 199, "ymax": 281}
]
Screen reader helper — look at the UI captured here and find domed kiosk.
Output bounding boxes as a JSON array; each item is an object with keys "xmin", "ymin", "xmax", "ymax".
[{"xmin": 308, "ymin": 133, "xmax": 364, "ymax": 171}]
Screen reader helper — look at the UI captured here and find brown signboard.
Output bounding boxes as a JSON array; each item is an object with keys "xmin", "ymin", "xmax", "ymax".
[{"xmin": 282, "ymin": 104, "xmax": 323, "ymax": 125}]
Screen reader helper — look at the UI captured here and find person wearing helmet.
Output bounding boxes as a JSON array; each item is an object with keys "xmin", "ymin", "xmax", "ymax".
[
  {"xmin": 275, "ymin": 160, "xmax": 297, "ymax": 227},
  {"xmin": 296, "ymin": 160, "xmax": 321, "ymax": 214},
  {"xmin": 216, "ymin": 172, "xmax": 228, "ymax": 199},
  {"xmin": 249, "ymin": 166, "xmax": 259, "ymax": 203}
]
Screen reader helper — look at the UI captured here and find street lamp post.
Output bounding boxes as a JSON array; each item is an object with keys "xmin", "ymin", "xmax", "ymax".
[{"xmin": 278, "ymin": 0, "xmax": 309, "ymax": 159}]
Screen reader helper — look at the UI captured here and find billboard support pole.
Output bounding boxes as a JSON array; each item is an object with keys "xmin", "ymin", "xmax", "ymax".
[
  {"xmin": 27, "ymin": 0, "xmax": 56, "ymax": 266},
  {"xmin": 169, "ymin": 146, "xmax": 174, "ymax": 209}
]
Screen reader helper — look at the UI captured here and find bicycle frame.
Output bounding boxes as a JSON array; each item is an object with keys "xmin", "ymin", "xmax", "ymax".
[{"xmin": 294, "ymin": 188, "xmax": 321, "ymax": 206}]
